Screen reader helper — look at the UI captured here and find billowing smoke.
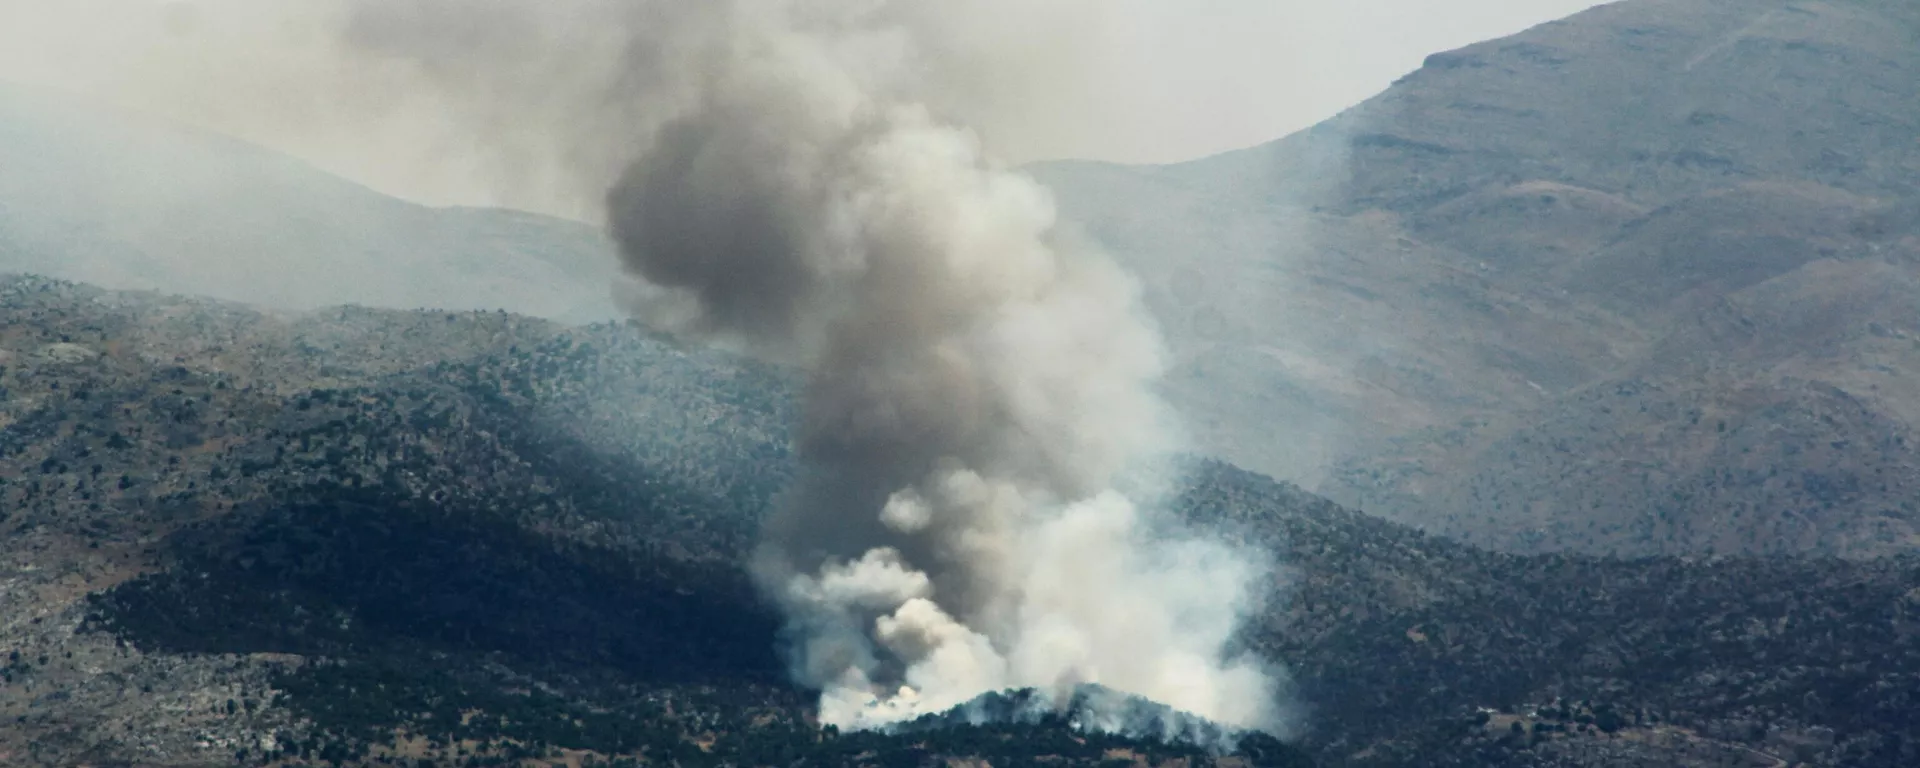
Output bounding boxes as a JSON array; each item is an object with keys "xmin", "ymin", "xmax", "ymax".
[
  {"xmin": 5, "ymin": 0, "xmax": 1283, "ymax": 735},
  {"xmin": 589, "ymin": 1, "xmax": 1280, "ymax": 733}
]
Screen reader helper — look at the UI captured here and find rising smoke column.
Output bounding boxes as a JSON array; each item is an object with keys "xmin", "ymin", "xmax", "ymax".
[{"xmin": 597, "ymin": 1, "xmax": 1279, "ymax": 733}]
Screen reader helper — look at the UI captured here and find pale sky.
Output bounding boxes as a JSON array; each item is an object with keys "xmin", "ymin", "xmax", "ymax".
[
  {"xmin": 0, "ymin": 0, "xmax": 1612, "ymax": 211},
  {"xmin": 978, "ymin": 0, "xmax": 1614, "ymax": 164}
]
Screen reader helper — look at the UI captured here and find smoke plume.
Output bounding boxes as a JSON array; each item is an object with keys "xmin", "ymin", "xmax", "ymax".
[
  {"xmin": 7, "ymin": 0, "xmax": 1283, "ymax": 734},
  {"xmin": 577, "ymin": 1, "xmax": 1280, "ymax": 733}
]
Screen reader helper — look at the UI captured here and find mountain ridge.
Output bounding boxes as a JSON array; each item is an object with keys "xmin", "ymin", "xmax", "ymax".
[
  {"xmin": 0, "ymin": 81, "xmax": 625, "ymax": 324},
  {"xmin": 1034, "ymin": 0, "xmax": 1920, "ymax": 558},
  {"xmin": 12, "ymin": 0, "xmax": 1918, "ymax": 560}
]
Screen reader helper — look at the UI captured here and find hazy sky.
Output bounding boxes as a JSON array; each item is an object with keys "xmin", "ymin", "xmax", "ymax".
[
  {"xmin": 978, "ymin": 0, "xmax": 1614, "ymax": 164},
  {"xmin": 0, "ymin": 0, "xmax": 1611, "ymax": 211}
]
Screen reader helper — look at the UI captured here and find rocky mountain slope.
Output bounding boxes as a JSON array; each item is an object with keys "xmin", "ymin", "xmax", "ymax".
[
  {"xmin": 1031, "ymin": 0, "xmax": 1920, "ymax": 558},
  {"xmin": 5, "ymin": 275, "xmax": 1919, "ymax": 767}
]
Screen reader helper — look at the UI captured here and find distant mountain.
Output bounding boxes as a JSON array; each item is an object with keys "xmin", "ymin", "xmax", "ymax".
[
  {"xmin": 5, "ymin": 275, "xmax": 1919, "ymax": 768},
  {"xmin": 3, "ymin": 1, "xmax": 1914, "ymax": 563},
  {"xmin": 0, "ymin": 83, "xmax": 623, "ymax": 323},
  {"xmin": 1035, "ymin": 0, "xmax": 1920, "ymax": 558}
]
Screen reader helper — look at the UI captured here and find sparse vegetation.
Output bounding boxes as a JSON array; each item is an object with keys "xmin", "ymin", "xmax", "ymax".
[{"xmin": 1, "ymin": 274, "xmax": 1915, "ymax": 767}]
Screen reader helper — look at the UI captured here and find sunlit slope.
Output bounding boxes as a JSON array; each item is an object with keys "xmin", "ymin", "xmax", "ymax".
[
  {"xmin": 1035, "ymin": 0, "xmax": 1920, "ymax": 557},
  {"xmin": 0, "ymin": 83, "xmax": 621, "ymax": 322}
]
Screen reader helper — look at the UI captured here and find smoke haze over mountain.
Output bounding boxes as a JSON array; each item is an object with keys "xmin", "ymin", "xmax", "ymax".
[
  {"xmin": 0, "ymin": 0, "xmax": 1605, "ymax": 218},
  {"xmin": 0, "ymin": 0, "xmax": 1314, "ymax": 736}
]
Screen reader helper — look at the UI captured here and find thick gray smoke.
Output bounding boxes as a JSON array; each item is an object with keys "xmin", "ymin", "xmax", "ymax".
[{"xmin": 584, "ymin": 1, "xmax": 1279, "ymax": 732}]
